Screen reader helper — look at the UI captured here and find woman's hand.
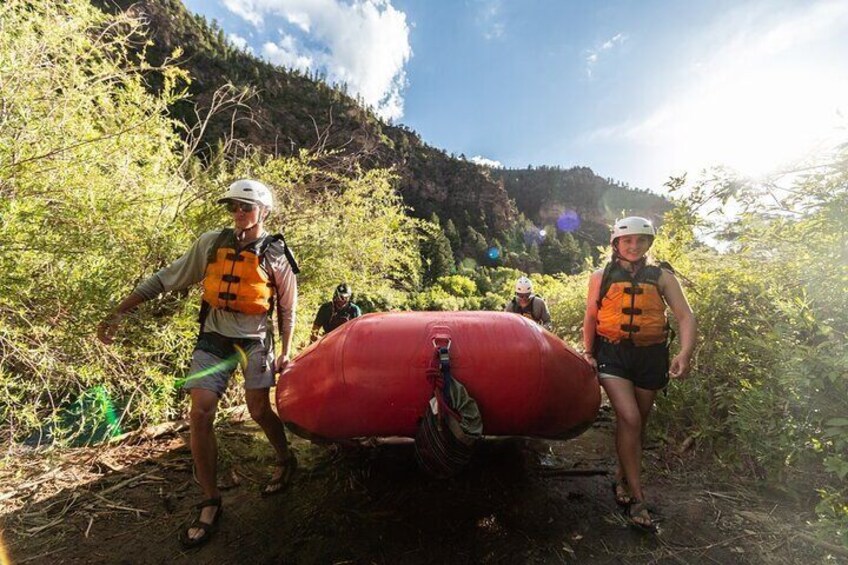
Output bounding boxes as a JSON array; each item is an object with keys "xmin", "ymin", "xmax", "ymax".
[
  {"xmin": 669, "ymin": 353, "xmax": 691, "ymax": 379},
  {"xmin": 582, "ymin": 351, "xmax": 598, "ymax": 372}
]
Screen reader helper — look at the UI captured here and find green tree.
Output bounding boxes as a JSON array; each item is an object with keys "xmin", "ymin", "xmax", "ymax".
[
  {"xmin": 464, "ymin": 226, "xmax": 489, "ymax": 262},
  {"xmin": 539, "ymin": 234, "xmax": 569, "ymax": 274},
  {"xmin": 444, "ymin": 218, "xmax": 461, "ymax": 261},
  {"xmin": 420, "ymin": 221, "xmax": 455, "ymax": 286}
]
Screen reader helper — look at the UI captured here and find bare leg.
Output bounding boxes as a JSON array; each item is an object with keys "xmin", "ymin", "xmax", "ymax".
[
  {"xmin": 635, "ymin": 386, "xmax": 658, "ymax": 442},
  {"xmin": 245, "ymin": 388, "xmax": 295, "ymax": 493},
  {"xmin": 601, "ymin": 378, "xmax": 647, "ymax": 501},
  {"xmin": 188, "ymin": 388, "xmax": 222, "ymax": 540},
  {"xmin": 245, "ymin": 388, "xmax": 290, "ymax": 460}
]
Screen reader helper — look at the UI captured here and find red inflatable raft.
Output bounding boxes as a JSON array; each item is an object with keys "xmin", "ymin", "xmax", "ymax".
[{"xmin": 277, "ymin": 311, "xmax": 600, "ymax": 441}]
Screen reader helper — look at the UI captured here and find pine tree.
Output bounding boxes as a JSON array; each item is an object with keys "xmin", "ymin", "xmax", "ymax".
[
  {"xmin": 421, "ymin": 228, "xmax": 455, "ymax": 285},
  {"xmin": 444, "ymin": 218, "xmax": 461, "ymax": 260}
]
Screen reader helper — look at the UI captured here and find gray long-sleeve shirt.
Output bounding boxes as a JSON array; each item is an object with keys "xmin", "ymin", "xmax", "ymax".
[{"xmin": 132, "ymin": 230, "xmax": 297, "ymax": 349}]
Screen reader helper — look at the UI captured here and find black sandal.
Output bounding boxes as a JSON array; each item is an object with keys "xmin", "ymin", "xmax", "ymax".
[
  {"xmin": 179, "ymin": 497, "xmax": 223, "ymax": 548},
  {"xmin": 611, "ymin": 479, "xmax": 634, "ymax": 507},
  {"xmin": 628, "ymin": 501, "xmax": 657, "ymax": 533},
  {"xmin": 261, "ymin": 452, "xmax": 298, "ymax": 497}
]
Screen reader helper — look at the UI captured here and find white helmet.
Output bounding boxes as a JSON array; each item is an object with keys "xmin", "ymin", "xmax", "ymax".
[
  {"xmin": 610, "ymin": 216, "xmax": 655, "ymax": 244},
  {"xmin": 515, "ymin": 276, "xmax": 533, "ymax": 294},
  {"xmin": 218, "ymin": 179, "xmax": 273, "ymax": 209}
]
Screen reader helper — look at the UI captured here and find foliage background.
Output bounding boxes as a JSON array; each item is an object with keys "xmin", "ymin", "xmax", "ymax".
[{"xmin": 0, "ymin": 0, "xmax": 845, "ymax": 545}]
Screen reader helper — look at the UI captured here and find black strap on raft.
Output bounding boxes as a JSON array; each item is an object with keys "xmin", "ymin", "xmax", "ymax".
[{"xmin": 414, "ymin": 341, "xmax": 480, "ymax": 478}]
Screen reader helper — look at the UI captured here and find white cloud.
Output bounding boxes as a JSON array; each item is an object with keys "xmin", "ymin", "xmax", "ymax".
[
  {"xmin": 228, "ymin": 32, "xmax": 253, "ymax": 53},
  {"xmin": 474, "ymin": 0, "xmax": 505, "ymax": 40},
  {"xmin": 585, "ymin": 32, "xmax": 627, "ymax": 77},
  {"xmin": 586, "ymin": 0, "xmax": 848, "ymax": 183},
  {"xmin": 470, "ymin": 155, "xmax": 503, "ymax": 168},
  {"xmin": 262, "ymin": 35, "xmax": 313, "ymax": 73},
  {"xmin": 223, "ymin": 0, "xmax": 412, "ymax": 121},
  {"xmin": 222, "ymin": 0, "xmax": 264, "ymax": 27}
]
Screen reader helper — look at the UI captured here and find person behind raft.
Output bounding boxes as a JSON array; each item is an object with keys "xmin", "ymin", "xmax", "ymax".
[
  {"xmin": 504, "ymin": 276, "xmax": 552, "ymax": 330},
  {"xmin": 97, "ymin": 180, "xmax": 298, "ymax": 548},
  {"xmin": 582, "ymin": 216, "xmax": 696, "ymax": 533},
  {"xmin": 310, "ymin": 282, "xmax": 361, "ymax": 343}
]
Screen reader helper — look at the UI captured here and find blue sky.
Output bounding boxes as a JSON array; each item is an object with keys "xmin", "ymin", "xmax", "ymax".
[{"xmin": 182, "ymin": 0, "xmax": 848, "ymax": 192}]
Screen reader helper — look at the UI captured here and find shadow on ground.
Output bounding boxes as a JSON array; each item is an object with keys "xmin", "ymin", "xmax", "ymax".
[{"xmin": 1, "ymin": 413, "xmax": 834, "ymax": 564}]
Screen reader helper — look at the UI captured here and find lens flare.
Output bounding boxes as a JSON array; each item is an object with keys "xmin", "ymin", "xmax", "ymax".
[
  {"xmin": 1, "ymin": 528, "xmax": 11, "ymax": 565},
  {"xmin": 523, "ymin": 227, "xmax": 546, "ymax": 246},
  {"xmin": 234, "ymin": 344, "xmax": 249, "ymax": 369},
  {"xmin": 176, "ymin": 356, "xmax": 239, "ymax": 387},
  {"xmin": 556, "ymin": 210, "xmax": 580, "ymax": 232},
  {"xmin": 91, "ymin": 385, "xmax": 121, "ymax": 438}
]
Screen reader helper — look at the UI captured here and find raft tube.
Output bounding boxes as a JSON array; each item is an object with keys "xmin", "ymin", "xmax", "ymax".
[{"xmin": 276, "ymin": 311, "xmax": 599, "ymax": 441}]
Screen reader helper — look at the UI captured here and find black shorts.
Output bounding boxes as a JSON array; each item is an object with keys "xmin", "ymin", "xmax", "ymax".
[{"xmin": 595, "ymin": 339, "xmax": 669, "ymax": 391}]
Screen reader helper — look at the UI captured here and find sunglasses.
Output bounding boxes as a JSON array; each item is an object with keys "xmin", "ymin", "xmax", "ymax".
[
  {"xmin": 516, "ymin": 292, "xmax": 531, "ymax": 300},
  {"xmin": 225, "ymin": 201, "xmax": 257, "ymax": 213}
]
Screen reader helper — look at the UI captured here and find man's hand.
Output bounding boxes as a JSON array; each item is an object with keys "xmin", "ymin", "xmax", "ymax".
[
  {"xmin": 97, "ymin": 314, "xmax": 122, "ymax": 345},
  {"xmin": 275, "ymin": 354, "xmax": 291, "ymax": 375}
]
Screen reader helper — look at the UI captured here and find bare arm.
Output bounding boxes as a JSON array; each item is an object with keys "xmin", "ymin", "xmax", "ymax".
[
  {"xmin": 274, "ymin": 274, "xmax": 297, "ymax": 365},
  {"xmin": 97, "ymin": 233, "xmax": 215, "ymax": 345},
  {"xmin": 97, "ymin": 292, "xmax": 145, "ymax": 345},
  {"xmin": 581, "ymin": 270, "xmax": 604, "ymax": 370},
  {"xmin": 659, "ymin": 270, "xmax": 697, "ymax": 378}
]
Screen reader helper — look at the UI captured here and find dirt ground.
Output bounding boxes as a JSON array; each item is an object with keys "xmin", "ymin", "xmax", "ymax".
[{"xmin": 1, "ymin": 408, "xmax": 842, "ymax": 565}]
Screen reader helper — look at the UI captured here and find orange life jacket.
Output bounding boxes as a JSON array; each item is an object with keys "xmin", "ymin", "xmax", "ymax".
[
  {"xmin": 596, "ymin": 262, "xmax": 668, "ymax": 346},
  {"xmin": 201, "ymin": 230, "xmax": 275, "ymax": 316}
]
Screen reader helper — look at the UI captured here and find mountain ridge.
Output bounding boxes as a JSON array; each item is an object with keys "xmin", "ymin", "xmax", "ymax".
[{"xmin": 91, "ymin": 0, "xmax": 670, "ymax": 258}]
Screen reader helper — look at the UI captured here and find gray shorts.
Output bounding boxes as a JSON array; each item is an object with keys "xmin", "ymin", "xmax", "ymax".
[{"xmin": 183, "ymin": 333, "xmax": 276, "ymax": 396}]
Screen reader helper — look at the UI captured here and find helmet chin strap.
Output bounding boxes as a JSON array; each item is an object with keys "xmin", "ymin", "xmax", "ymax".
[{"xmin": 234, "ymin": 207, "xmax": 267, "ymax": 242}]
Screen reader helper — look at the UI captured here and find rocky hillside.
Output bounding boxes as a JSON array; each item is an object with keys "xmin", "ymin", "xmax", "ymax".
[{"xmin": 92, "ymin": 0, "xmax": 668, "ymax": 249}]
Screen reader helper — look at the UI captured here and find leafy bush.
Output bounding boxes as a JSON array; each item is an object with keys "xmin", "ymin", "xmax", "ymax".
[{"xmin": 0, "ymin": 1, "xmax": 421, "ymax": 445}]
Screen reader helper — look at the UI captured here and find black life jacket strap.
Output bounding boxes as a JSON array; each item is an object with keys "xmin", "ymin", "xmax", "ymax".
[{"xmin": 270, "ymin": 233, "xmax": 300, "ymax": 274}]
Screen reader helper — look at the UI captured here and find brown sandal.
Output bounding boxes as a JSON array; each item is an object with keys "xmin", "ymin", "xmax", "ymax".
[
  {"xmin": 179, "ymin": 497, "xmax": 223, "ymax": 548},
  {"xmin": 628, "ymin": 501, "xmax": 657, "ymax": 533},
  {"xmin": 261, "ymin": 452, "xmax": 298, "ymax": 497}
]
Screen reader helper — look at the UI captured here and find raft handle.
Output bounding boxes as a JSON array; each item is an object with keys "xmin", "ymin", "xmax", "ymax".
[{"xmin": 432, "ymin": 338, "xmax": 452, "ymax": 351}]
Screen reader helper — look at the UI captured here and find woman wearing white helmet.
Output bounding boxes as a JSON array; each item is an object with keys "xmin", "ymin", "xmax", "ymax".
[
  {"xmin": 504, "ymin": 276, "xmax": 552, "ymax": 330},
  {"xmin": 98, "ymin": 179, "xmax": 299, "ymax": 547},
  {"xmin": 582, "ymin": 216, "xmax": 696, "ymax": 532}
]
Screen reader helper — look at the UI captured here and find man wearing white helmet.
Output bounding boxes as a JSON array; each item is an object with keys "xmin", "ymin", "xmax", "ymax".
[
  {"xmin": 504, "ymin": 276, "xmax": 552, "ymax": 330},
  {"xmin": 582, "ymin": 216, "xmax": 696, "ymax": 532},
  {"xmin": 98, "ymin": 179, "xmax": 299, "ymax": 548}
]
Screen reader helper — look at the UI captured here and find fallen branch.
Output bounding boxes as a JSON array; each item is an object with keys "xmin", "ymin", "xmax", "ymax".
[
  {"xmin": 737, "ymin": 510, "xmax": 848, "ymax": 558},
  {"xmin": 17, "ymin": 548, "xmax": 63, "ymax": 564},
  {"xmin": 108, "ymin": 404, "xmax": 251, "ymax": 445},
  {"xmin": 537, "ymin": 468, "xmax": 609, "ymax": 477},
  {"xmin": 108, "ymin": 420, "xmax": 189, "ymax": 445}
]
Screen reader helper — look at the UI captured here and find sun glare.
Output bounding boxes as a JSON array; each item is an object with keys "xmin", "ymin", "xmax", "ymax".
[{"xmin": 662, "ymin": 65, "xmax": 848, "ymax": 180}]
